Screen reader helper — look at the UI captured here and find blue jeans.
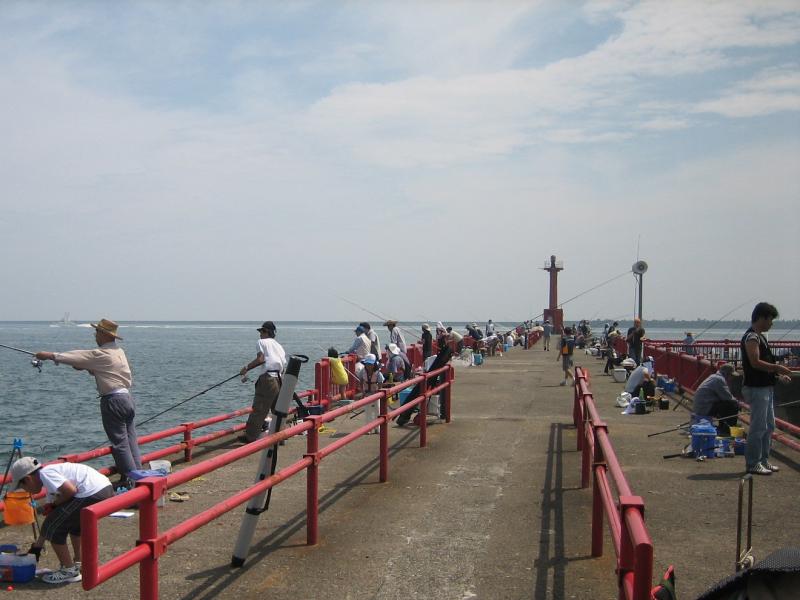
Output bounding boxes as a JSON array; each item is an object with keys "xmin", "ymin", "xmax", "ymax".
[{"xmin": 742, "ymin": 386, "xmax": 775, "ymax": 469}]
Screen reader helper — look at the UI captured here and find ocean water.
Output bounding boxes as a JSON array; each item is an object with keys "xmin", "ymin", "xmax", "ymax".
[{"xmin": 0, "ymin": 321, "xmax": 796, "ymax": 466}]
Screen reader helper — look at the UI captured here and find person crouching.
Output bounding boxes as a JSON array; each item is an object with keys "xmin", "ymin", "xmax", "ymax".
[{"xmin": 11, "ymin": 457, "xmax": 114, "ymax": 584}]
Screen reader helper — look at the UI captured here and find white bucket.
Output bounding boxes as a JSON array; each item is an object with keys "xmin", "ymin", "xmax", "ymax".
[
  {"xmin": 149, "ymin": 459, "xmax": 172, "ymax": 473},
  {"xmin": 612, "ymin": 369, "xmax": 628, "ymax": 383}
]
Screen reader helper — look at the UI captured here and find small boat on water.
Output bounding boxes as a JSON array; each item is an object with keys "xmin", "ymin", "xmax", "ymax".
[{"xmin": 49, "ymin": 312, "xmax": 77, "ymax": 327}]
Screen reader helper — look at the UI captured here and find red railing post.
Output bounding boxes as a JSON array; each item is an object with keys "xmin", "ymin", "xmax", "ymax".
[
  {"xmin": 181, "ymin": 423, "xmax": 193, "ymax": 462},
  {"xmin": 379, "ymin": 391, "xmax": 389, "ymax": 482},
  {"xmin": 80, "ymin": 507, "xmax": 100, "ymax": 590},
  {"xmin": 445, "ymin": 366, "xmax": 453, "ymax": 423},
  {"xmin": 618, "ymin": 496, "xmax": 646, "ymax": 598},
  {"xmin": 419, "ymin": 374, "xmax": 428, "ymax": 448},
  {"xmin": 304, "ymin": 415, "xmax": 322, "ymax": 545},
  {"xmin": 591, "ymin": 466, "xmax": 605, "ymax": 557},
  {"xmin": 136, "ymin": 477, "xmax": 167, "ymax": 600}
]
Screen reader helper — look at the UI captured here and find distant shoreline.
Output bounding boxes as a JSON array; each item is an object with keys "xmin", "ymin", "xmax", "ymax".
[{"xmin": 2, "ymin": 318, "xmax": 799, "ymax": 328}]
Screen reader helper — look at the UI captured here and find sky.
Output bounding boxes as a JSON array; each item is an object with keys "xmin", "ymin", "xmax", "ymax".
[{"xmin": 1, "ymin": 1, "xmax": 798, "ymax": 324}]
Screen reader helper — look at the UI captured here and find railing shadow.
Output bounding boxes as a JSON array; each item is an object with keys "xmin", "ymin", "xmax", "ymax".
[
  {"xmin": 532, "ymin": 422, "xmax": 591, "ymax": 599},
  {"xmin": 178, "ymin": 427, "xmax": 422, "ymax": 600}
]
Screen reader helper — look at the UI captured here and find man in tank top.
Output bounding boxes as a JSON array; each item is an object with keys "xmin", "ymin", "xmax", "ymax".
[{"xmin": 740, "ymin": 302, "xmax": 793, "ymax": 475}]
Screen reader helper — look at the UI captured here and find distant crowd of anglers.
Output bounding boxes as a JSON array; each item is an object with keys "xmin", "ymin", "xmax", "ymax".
[{"xmin": 3, "ymin": 303, "xmax": 792, "ymax": 585}]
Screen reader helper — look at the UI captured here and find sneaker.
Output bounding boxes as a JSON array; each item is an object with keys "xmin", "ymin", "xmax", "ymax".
[
  {"xmin": 43, "ymin": 565, "xmax": 82, "ymax": 584},
  {"xmin": 761, "ymin": 461, "xmax": 780, "ymax": 472},
  {"xmin": 747, "ymin": 464, "xmax": 772, "ymax": 476}
]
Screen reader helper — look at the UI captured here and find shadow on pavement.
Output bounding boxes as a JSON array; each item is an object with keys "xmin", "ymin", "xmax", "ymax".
[
  {"xmin": 533, "ymin": 422, "xmax": 592, "ymax": 599},
  {"xmin": 180, "ymin": 427, "xmax": 421, "ymax": 600}
]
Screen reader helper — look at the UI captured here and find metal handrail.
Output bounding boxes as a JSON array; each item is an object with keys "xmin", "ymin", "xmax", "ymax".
[
  {"xmin": 80, "ymin": 364, "xmax": 454, "ymax": 598},
  {"xmin": 573, "ymin": 367, "xmax": 654, "ymax": 600}
]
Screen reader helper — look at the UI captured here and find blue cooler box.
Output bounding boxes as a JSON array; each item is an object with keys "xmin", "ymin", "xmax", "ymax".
[
  {"xmin": 0, "ymin": 553, "xmax": 36, "ymax": 583},
  {"xmin": 690, "ymin": 420, "xmax": 717, "ymax": 458}
]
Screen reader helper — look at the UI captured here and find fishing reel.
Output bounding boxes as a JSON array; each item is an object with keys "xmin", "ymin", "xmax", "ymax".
[{"xmin": 31, "ymin": 359, "xmax": 43, "ymax": 373}]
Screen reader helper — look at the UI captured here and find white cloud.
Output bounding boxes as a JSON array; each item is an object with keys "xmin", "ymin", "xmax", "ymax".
[
  {"xmin": 636, "ymin": 118, "xmax": 690, "ymax": 131},
  {"xmin": 694, "ymin": 65, "xmax": 800, "ymax": 117},
  {"xmin": 0, "ymin": 1, "xmax": 799, "ymax": 319}
]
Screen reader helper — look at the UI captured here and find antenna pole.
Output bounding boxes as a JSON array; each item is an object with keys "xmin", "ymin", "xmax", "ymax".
[{"xmin": 638, "ymin": 273, "xmax": 643, "ymax": 321}]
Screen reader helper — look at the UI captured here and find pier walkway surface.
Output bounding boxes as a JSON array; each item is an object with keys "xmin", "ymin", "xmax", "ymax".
[{"xmin": 4, "ymin": 344, "xmax": 799, "ymax": 599}]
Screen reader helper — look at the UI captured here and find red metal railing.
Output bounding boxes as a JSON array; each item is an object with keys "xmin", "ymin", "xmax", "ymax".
[
  {"xmin": 642, "ymin": 341, "xmax": 800, "ymax": 453},
  {"xmin": 80, "ymin": 364, "xmax": 454, "ymax": 599},
  {"xmin": 573, "ymin": 367, "xmax": 654, "ymax": 600},
  {"xmin": 643, "ymin": 340, "xmax": 800, "ymax": 368},
  {"xmin": 0, "ymin": 394, "xmax": 314, "ymax": 512}
]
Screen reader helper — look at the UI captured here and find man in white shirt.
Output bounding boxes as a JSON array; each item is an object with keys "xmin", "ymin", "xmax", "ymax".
[
  {"xmin": 12, "ymin": 457, "xmax": 114, "ymax": 584},
  {"xmin": 360, "ymin": 322, "xmax": 381, "ymax": 358},
  {"xmin": 345, "ymin": 325, "xmax": 371, "ymax": 359},
  {"xmin": 239, "ymin": 321, "xmax": 287, "ymax": 443}
]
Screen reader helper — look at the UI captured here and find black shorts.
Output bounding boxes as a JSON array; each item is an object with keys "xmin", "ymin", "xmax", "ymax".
[{"xmin": 41, "ymin": 486, "xmax": 114, "ymax": 544}]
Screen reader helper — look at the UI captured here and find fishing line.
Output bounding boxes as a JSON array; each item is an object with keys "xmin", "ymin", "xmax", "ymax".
[
  {"xmin": 336, "ymin": 296, "xmax": 422, "ymax": 340},
  {"xmin": 556, "ymin": 270, "xmax": 630, "ymax": 311},
  {"xmin": 694, "ymin": 298, "xmax": 756, "ymax": 340},
  {"xmin": 775, "ymin": 322, "xmax": 800, "ymax": 342}
]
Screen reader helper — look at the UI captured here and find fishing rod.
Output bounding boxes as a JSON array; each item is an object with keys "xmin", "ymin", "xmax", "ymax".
[
  {"xmin": 775, "ymin": 322, "xmax": 800, "ymax": 342},
  {"xmin": 0, "ymin": 343, "xmax": 45, "ymax": 372},
  {"xmin": 135, "ymin": 371, "xmax": 245, "ymax": 430},
  {"xmin": 87, "ymin": 366, "xmax": 256, "ymax": 451},
  {"xmin": 694, "ymin": 298, "xmax": 755, "ymax": 340},
  {"xmin": 336, "ymin": 296, "xmax": 422, "ymax": 341}
]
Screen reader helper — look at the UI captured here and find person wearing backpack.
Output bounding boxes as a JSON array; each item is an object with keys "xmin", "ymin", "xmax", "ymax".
[{"xmin": 557, "ymin": 327, "xmax": 576, "ymax": 386}]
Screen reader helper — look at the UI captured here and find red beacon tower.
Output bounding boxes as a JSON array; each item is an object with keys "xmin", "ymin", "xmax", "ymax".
[{"xmin": 542, "ymin": 255, "xmax": 564, "ymax": 332}]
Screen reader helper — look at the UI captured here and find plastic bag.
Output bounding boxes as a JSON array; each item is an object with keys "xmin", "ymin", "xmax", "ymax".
[{"xmin": 615, "ymin": 392, "xmax": 632, "ymax": 408}]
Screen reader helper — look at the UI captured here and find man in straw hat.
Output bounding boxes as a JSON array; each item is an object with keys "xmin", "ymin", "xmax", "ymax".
[{"xmin": 34, "ymin": 319, "xmax": 142, "ymax": 487}]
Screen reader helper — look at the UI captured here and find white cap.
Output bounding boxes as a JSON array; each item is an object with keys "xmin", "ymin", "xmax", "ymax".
[{"xmin": 10, "ymin": 456, "xmax": 41, "ymax": 489}]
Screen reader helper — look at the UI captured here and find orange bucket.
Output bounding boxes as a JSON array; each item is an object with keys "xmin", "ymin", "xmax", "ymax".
[{"xmin": 2, "ymin": 492, "xmax": 34, "ymax": 526}]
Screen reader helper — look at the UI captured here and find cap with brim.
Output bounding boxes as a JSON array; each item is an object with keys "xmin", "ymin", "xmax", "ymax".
[
  {"xmin": 91, "ymin": 318, "xmax": 123, "ymax": 340},
  {"xmin": 257, "ymin": 321, "xmax": 276, "ymax": 333},
  {"xmin": 10, "ymin": 457, "xmax": 41, "ymax": 490},
  {"xmin": 421, "ymin": 324, "xmax": 430, "ymax": 331},
  {"xmin": 388, "ymin": 343, "xmax": 400, "ymax": 355},
  {"xmin": 355, "ymin": 326, "xmax": 365, "ymax": 334},
  {"xmin": 383, "ymin": 320, "xmax": 397, "ymax": 327},
  {"xmin": 362, "ymin": 353, "xmax": 377, "ymax": 365}
]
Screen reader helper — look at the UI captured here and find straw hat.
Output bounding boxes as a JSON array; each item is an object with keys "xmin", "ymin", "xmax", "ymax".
[
  {"xmin": 91, "ymin": 318, "xmax": 123, "ymax": 340},
  {"xmin": 383, "ymin": 320, "xmax": 397, "ymax": 327}
]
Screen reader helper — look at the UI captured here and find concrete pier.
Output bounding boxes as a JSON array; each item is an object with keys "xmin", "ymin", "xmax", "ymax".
[{"xmin": 2, "ymin": 343, "xmax": 798, "ymax": 599}]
